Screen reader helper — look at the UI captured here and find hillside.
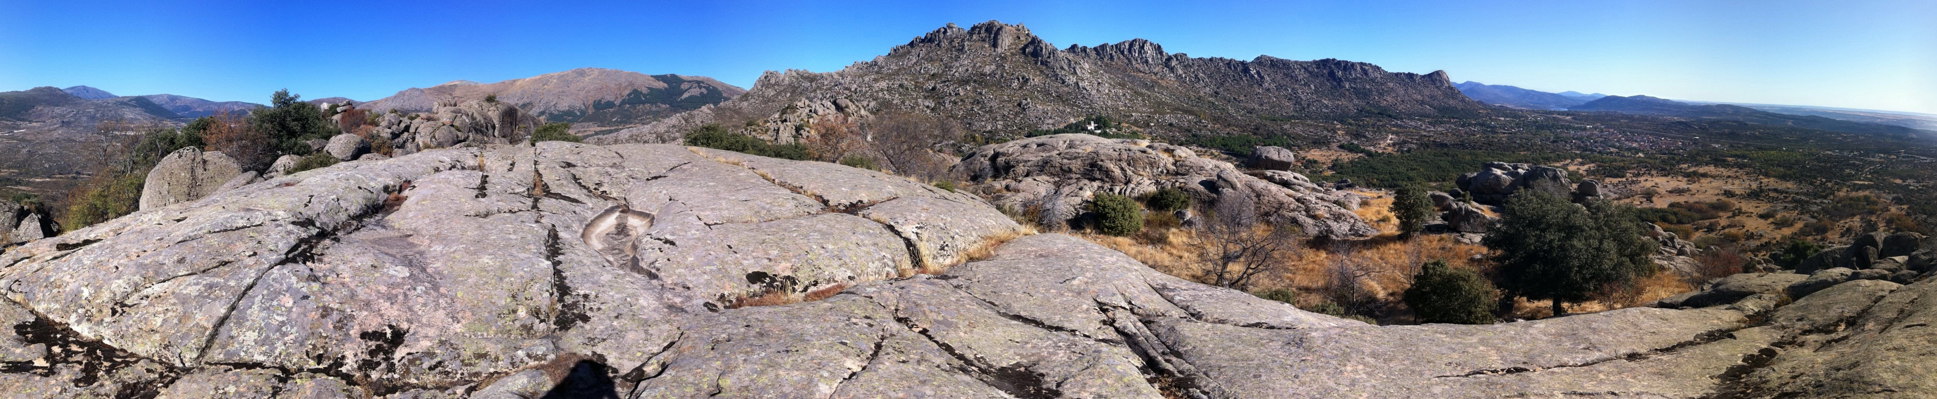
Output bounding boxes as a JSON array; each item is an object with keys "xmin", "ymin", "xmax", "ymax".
[
  {"xmin": 1454, "ymin": 81, "xmax": 1596, "ymax": 110},
  {"xmin": 0, "ymin": 87, "xmax": 195, "ymax": 198},
  {"xmin": 597, "ymin": 21, "xmax": 1483, "ymax": 144},
  {"xmin": 59, "ymin": 85, "xmax": 116, "ymax": 100},
  {"xmin": 136, "ymin": 94, "xmax": 259, "ymax": 118},
  {"xmin": 362, "ymin": 68, "xmax": 746, "ymax": 130}
]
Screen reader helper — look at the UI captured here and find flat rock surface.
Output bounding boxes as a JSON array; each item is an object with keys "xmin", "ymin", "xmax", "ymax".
[{"xmin": 0, "ymin": 143, "xmax": 1929, "ymax": 398}]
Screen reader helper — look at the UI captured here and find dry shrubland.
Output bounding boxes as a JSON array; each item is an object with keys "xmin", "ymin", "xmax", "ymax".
[{"xmin": 1079, "ymin": 189, "xmax": 1697, "ymax": 323}]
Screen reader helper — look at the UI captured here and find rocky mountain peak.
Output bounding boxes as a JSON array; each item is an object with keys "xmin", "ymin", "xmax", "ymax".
[
  {"xmin": 903, "ymin": 20, "xmax": 1060, "ymax": 59},
  {"xmin": 600, "ymin": 22, "xmax": 1484, "ymax": 145},
  {"xmin": 1067, "ymin": 38, "xmax": 1172, "ymax": 67},
  {"xmin": 61, "ymin": 85, "xmax": 116, "ymax": 100}
]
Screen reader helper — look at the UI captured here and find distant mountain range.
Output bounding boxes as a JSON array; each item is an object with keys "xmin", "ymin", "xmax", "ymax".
[
  {"xmin": 600, "ymin": 21, "xmax": 1483, "ymax": 144},
  {"xmin": 1455, "ymin": 81, "xmax": 1603, "ymax": 110},
  {"xmin": 1456, "ymin": 81, "xmax": 1934, "ymax": 136},
  {"xmin": 1570, "ymin": 95, "xmax": 1927, "ymax": 137},
  {"xmin": 361, "ymin": 68, "xmax": 746, "ymax": 131}
]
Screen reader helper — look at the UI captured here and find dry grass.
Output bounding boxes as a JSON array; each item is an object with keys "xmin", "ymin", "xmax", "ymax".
[
  {"xmin": 1080, "ymin": 221, "xmax": 1490, "ymax": 307},
  {"xmin": 1352, "ymin": 190, "xmax": 1398, "ymax": 233},
  {"xmin": 957, "ymin": 226, "xmax": 1037, "ymax": 265},
  {"xmin": 1503, "ymin": 271, "xmax": 1693, "ymax": 318},
  {"xmin": 725, "ymin": 283, "xmax": 851, "ymax": 309},
  {"xmin": 1296, "ymin": 148, "xmax": 1363, "ymax": 169}
]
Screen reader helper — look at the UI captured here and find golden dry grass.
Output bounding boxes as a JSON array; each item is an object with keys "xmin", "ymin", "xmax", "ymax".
[
  {"xmin": 726, "ymin": 283, "xmax": 852, "ymax": 309},
  {"xmin": 957, "ymin": 226, "xmax": 1037, "ymax": 265},
  {"xmin": 1296, "ymin": 148, "xmax": 1363, "ymax": 169},
  {"xmin": 1505, "ymin": 271, "xmax": 1690, "ymax": 318}
]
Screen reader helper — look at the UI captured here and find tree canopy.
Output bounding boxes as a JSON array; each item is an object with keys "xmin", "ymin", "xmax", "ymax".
[
  {"xmin": 1485, "ymin": 192, "xmax": 1657, "ymax": 316},
  {"xmin": 253, "ymin": 89, "xmax": 338, "ymax": 156}
]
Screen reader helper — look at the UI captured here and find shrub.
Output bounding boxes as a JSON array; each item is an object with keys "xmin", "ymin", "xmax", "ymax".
[
  {"xmin": 484, "ymin": 94, "xmax": 498, "ymax": 103},
  {"xmin": 198, "ymin": 112, "xmax": 271, "ymax": 170},
  {"xmin": 58, "ymin": 127, "xmax": 206, "ymax": 231},
  {"xmin": 1487, "ymin": 193, "xmax": 1657, "ymax": 316},
  {"xmin": 253, "ymin": 90, "xmax": 339, "ymax": 156},
  {"xmin": 531, "ymin": 122, "xmax": 581, "ymax": 143},
  {"xmin": 839, "ymin": 155, "xmax": 877, "ymax": 170},
  {"xmin": 1403, "ymin": 260, "xmax": 1499, "ymax": 324},
  {"xmin": 58, "ymin": 172, "xmax": 146, "ymax": 232},
  {"xmin": 1146, "ymin": 187, "xmax": 1191, "ymax": 213},
  {"xmin": 1086, "ymin": 193, "xmax": 1144, "ymax": 236},
  {"xmin": 684, "ymin": 124, "xmax": 810, "ymax": 160},
  {"xmin": 1254, "ymin": 289, "xmax": 1298, "ymax": 304},
  {"xmin": 1770, "ymin": 239, "xmax": 1822, "ymax": 269},
  {"xmin": 1392, "ymin": 185, "xmax": 1434, "ymax": 238},
  {"xmin": 932, "ymin": 180, "xmax": 957, "ymax": 192},
  {"xmin": 287, "ymin": 153, "xmax": 339, "ymax": 174}
]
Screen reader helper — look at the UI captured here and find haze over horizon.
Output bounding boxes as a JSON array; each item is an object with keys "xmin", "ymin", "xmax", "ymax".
[{"xmin": 3, "ymin": 0, "xmax": 1932, "ymax": 114}]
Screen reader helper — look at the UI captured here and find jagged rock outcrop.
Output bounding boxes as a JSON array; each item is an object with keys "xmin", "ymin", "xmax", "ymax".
[
  {"xmin": 369, "ymin": 100, "xmax": 539, "ymax": 156},
  {"xmin": 595, "ymin": 20, "xmax": 1481, "ymax": 145},
  {"xmin": 138, "ymin": 147, "xmax": 244, "ymax": 211},
  {"xmin": 1797, "ymin": 230, "xmax": 1932, "ymax": 274},
  {"xmin": 954, "ymin": 134, "xmax": 1376, "ymax": 239},
  {"xmin": 3, "ymin": 142, "xmax": 1934, "ymax": 397}
]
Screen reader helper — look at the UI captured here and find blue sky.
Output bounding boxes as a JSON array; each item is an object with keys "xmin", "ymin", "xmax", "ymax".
[{"xmin": 3, "ymin": 0, "xmax": 1932, "ymax": 114}]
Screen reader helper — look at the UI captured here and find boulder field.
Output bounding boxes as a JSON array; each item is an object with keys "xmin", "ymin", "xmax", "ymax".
[{"xmin": 0, "ymin": 142, "xmax": 1929, "ymax": 398}]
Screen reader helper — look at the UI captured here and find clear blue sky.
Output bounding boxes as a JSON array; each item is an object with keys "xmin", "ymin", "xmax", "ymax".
[{"xmin": 3, "ymin": 0, "xmax": 1932, "ymax": 114}]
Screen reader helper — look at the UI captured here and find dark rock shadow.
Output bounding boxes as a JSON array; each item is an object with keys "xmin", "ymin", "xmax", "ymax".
[{"xmin": 540, "ymin": 360, "xmax": 621, "ymax": 399}]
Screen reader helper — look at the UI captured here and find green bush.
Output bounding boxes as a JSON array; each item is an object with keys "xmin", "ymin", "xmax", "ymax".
[
  {"xmin": 253, "ymin": 90, "xmax": 339, "ymax": 156},
  {"xmin": 839, "ymin": 155, "xmax": 878, "ymax": 170},
  {"xmin": 531, "ymin": 122, "xmax": 581, "ymax": 143},
  {"xmin": 287, "ymin": 153, "xmax": 340, "ymax": 174},
  {"xmin": 684, "ymin": 124, "xmax": 810, "ymax": 160},
  {"xmin": 1146, "ymin": 187, "xmax": 1192, "ymax": 213},
  {"xmin": 59, "ymin": 172, "xmax": 147, "ymax": 232},
  {"xmin": 1254, "ymin": 289, "xmax": 1298, "ymax": 304},
  {"xmin": 1770, "ymin": 239, "xmax": 1823, "ymax": 269},
  {"xmin": 933, "ymin": 180, "xmax": 957, "ymax": 192},
  {"xmin": 1403, "ymin": 260, "xmax": 1499, "ymax": 324},
  {"xmin": 1392, "ymin": 185, "xmax": 1434, "ymax": 238},
  {"xmin": 1086, "ymin": 193, "xmax": 1145, "ymax": 236},
  {"xmin": 1487, "ymin": 193, "xmax": 1658, "ymax": 316}
]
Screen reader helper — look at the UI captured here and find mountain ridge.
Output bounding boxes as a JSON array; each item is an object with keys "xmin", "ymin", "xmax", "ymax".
[
  {"xmin": 1455, "ymin": 81, "xmax": 1600, "ymax": 110},
  {"xmin": 361, "ymin": 67, "xmax": 746, "ymax": 129},
  {"xmin": 597, "ymin": 20, "xmax": 1483, "ymax": 144}
]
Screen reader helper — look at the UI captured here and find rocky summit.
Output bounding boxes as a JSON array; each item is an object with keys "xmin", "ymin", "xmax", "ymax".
[
  {"xmin": 0, "ymin": 142, "xmax": 1924, "ymax": 398},
  {"xmin": 597, "ymin": 21, "xmax": 1480, "ymax": 145}
]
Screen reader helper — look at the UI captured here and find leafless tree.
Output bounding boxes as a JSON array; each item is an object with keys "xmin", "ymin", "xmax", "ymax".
[
  {"xmin": 1196, "ymin": 193, "xmax": 1300, "ymax": 290},
  {"xmin": 803, "ymin": 114, "xmax": 867, "ymax": 163},
  {"xmin": 863, "ymin": 111, "xmax": 964, "ymax": 182},
  {"xmin": 202, "ymin": 112, "xmax": 271, "ymax": 170},
  {"xmin": 1324, "ymin": 241, "xmax": 1381, "ymax": 316}
]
